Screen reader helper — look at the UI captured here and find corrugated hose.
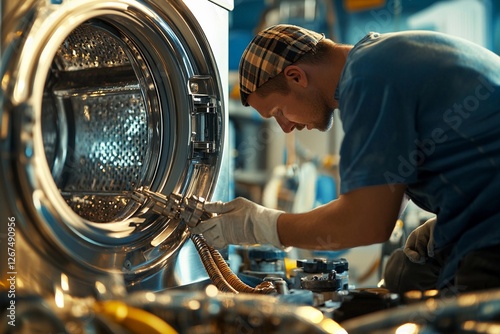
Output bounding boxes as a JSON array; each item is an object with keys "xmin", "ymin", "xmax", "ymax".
[{"xmin": 190, "ymin": 233, "xmax": 276, "ymax": 294}]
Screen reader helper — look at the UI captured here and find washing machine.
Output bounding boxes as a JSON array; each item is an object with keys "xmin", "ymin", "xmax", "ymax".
[{"xmin": 1, "ymin": 0, "xmax": 233, "ymax": 300}]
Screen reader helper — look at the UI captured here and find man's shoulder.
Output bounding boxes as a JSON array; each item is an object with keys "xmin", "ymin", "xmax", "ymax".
[{"xmin": 345, "ymin": 30, "xmax": 467, "ymax": 77}]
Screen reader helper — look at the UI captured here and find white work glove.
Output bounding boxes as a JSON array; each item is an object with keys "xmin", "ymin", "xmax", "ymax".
[
  {"xmin": 403, "ymin": 216, "xmax": 436, "ymax": 264},
  {"xmin": 189, "ymin": 197, "xmax": 285, "ymax": 249}
]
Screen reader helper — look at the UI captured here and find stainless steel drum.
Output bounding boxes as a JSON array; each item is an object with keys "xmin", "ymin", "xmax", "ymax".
[{"xmin": 1, "ymin": 0, "xmax": 231, "ymax": 297}]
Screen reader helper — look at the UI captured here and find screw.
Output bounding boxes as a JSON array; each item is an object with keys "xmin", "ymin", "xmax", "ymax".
[{"xmin": 123, "ymin": 260, "xmax": 132, "ymax": 270}]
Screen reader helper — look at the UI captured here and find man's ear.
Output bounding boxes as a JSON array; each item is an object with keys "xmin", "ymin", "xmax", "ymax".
[{"xmin": 283, "ymin": 65, "xmax": 308, "ymax": 88}]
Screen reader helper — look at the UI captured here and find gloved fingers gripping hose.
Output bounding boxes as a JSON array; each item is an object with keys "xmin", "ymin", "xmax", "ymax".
[
  {"xmin": 403, "ymin": 216, "xmax": 436, "ymax": 264},
  {"xmin": 190, "ymin": 197, "xmax": 285, "ymax": 249}
]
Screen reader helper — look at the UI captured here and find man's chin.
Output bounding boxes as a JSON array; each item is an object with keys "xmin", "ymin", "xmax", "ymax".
[{"xmin": 317, "ymin": 118, "xmax": 334, "ymax": 132}]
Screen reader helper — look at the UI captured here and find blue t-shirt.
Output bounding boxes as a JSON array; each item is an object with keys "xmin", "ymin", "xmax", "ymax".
[{"xmin": 338, "ymin": 31, "xmax": 500, "ymax": 288}]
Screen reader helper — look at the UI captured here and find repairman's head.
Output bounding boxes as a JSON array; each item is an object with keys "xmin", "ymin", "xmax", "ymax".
[{"xmin": 238, "ymin": 24, "xmax": 324, "ymax": 107}]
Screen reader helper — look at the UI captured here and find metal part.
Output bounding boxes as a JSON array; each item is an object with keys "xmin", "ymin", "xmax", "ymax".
[
  {"xmin": 189, "ymin": 76, "xmax": 221, "ymax": 154},
  {"xmin": 264, "ymin": 277, "xmax": 289, "ymax": 295},
  {"xmin": 132, "ymin": 187, "xmax": 209, "ymax": 228},
  {"xmin": 300, "ymin": 271, "xmax": 342, "ymax": 293},
  {"xmin": 240, "ymin": 246, "xmax": 287, "ymax": 279},
  {"xmin": 292, "ymin": 258, "xmax": 349, "ymax": 290}
]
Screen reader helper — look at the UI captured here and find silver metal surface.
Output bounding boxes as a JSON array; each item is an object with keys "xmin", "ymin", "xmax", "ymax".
[
  {"xmin": 1, "ymin": 0, "xmax": 229, "ymax": 295},
  {"xmin": 132, "ymin": 187, "xmax": 209, "ymax": 227}
]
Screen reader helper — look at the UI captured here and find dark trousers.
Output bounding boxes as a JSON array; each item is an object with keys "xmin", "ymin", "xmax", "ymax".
[{"xmin": 383, "ymin": 244, "xmax": 500, "ymax": 295}]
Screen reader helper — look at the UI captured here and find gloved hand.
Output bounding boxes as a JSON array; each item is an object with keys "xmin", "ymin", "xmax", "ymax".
[
  {"xmin": 403, "ymin": 216, "xmax": 436, "ymax": 264},
  {"xmin": 189, "ymin": 197, "xmax": 285, "ymax": 249}
]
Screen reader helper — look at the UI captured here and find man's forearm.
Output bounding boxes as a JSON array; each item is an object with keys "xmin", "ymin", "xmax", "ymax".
[{"xmin": 276, "ymin": 184, "xmax": 407, "ymax": 250}]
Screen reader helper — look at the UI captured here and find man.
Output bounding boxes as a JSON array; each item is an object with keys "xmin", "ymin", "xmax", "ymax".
[{"xmin": 191, "ymin": 24, "xmax": 500, "ymax": 293}]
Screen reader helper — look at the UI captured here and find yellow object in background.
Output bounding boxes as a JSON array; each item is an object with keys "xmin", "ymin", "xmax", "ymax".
[
  {"xmin": 284, "ymin": 257, "xmax": 298, "ymax": 278},
  {"xmin": 230, "ymin": 83, "xmax": 241, "ymax": 100},
  {"xmin": 344, "ymin": 0, "xmax": 386, "ymax": 12},
  {"xmin": 96, "ymin": 300, "xmax": 177, "ymax": 334}
]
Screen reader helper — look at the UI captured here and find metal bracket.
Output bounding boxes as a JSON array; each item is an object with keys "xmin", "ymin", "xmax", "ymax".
[
  {"xmin": 131, "ymin": 187, "xmax": 208, "ymax": 227},
  {"xmin": 188, "ymin": 76, "xmax": 220, "ymax": 154}
]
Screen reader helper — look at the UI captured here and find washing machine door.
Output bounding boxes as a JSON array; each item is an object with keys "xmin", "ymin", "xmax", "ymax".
[{"xmin": 1, "ymin": 0, "xmax": 226, "ymax": 295}]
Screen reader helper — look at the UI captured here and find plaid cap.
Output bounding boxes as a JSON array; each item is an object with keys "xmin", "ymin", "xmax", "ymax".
[{"xmin": 239, "ymin": 24, "xmax": 325, "ymax": 106}]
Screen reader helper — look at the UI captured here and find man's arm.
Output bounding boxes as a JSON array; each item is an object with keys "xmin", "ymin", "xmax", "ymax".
[{"xmin": 277, "ymin": 184, "xmax": 407, "ymax": 249}]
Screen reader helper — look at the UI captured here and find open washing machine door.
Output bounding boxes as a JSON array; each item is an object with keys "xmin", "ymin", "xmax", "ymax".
[{"xmin": 1, "ymin": 0, "xmax": 230, "ymax": 297}]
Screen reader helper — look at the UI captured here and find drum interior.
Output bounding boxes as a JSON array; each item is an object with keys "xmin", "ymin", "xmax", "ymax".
[{"xmin": 42, "ymin": 22, "xmax": 160, "ymax": 223}]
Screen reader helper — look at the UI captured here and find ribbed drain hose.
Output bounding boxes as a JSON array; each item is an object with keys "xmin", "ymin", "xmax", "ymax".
[{"xmin": 190, "ymin": 234, "xmax": 276, "ymax": 294}]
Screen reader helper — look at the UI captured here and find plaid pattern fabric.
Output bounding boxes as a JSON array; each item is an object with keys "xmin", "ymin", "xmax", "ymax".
[{"xmin": 239, "ymin": 24, "xmax": 324, "ymax": 106}]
